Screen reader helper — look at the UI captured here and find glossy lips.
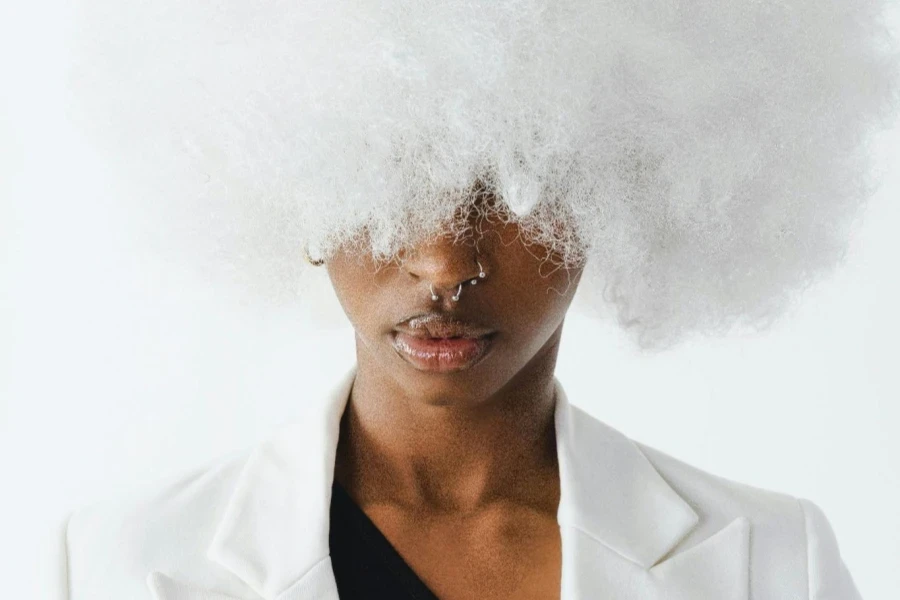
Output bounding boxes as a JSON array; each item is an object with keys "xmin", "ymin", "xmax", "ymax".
[
  {"xmin": 391, "ymin": 332, "xmax": 494, "ymax": 372},
  {"xmin": 391, "ymin": 314, "xmax": 495, "ymax": 372}
]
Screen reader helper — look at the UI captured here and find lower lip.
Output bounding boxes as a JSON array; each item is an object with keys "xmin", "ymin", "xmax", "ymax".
[{"xmin": 391, "ymin": 332, "xmax": 494, "ymax": 373}]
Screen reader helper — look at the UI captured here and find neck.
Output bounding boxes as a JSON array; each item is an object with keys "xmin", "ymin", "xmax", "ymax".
[{"xmin": 334, "ymin": 327, "xmax": 563, "ymax": 515}]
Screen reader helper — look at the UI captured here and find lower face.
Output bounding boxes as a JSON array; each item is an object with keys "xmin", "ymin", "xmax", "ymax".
[{"xmin": 326, "ymin": 216, "xmax": 584, "ymax": 407}]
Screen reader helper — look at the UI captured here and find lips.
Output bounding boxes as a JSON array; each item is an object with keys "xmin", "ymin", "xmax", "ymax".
[
  {"xmin": 394, "ymin": 313, "xmax": 495, "ymax": 339},
  {"xmin": 391, "ymin": 313, "xmax": 496, "ymax": 372}
]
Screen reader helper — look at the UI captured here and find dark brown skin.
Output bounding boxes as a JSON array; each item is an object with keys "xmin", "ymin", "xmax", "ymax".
[{"xmin": 324, "ymin": 197, "xmax": 584, "ymax": 599}]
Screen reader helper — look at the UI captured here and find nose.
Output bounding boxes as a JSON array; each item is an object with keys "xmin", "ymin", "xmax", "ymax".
[{"xmin": 399, "ymin": 233, "xmax": 485, "ymax": 293}]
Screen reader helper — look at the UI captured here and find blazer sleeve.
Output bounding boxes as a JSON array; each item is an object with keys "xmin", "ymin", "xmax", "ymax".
[{"xmin": 798, "ymin": 497, "xmax": 863, "ymax": 600}]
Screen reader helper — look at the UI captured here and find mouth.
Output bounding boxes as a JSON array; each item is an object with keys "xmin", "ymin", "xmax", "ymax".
[{"xmin": 391, "ymin": 313, "xmax": 496, "ymax": 373}]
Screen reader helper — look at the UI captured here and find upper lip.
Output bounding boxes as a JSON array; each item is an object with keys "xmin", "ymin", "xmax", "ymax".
[{"xmin": 394, "ymin": 313, "xmax": 495, "ymax": 339}]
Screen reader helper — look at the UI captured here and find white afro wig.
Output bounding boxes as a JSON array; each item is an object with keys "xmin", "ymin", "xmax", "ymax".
[{"xmin": 66, "ymin": 0, "xmax": 899, "ymax": 350}]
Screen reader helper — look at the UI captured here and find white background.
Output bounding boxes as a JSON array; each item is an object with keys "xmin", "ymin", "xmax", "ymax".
[{"xmin": 2, "ymin": 3, "xmax": 899, "ymax": 598}]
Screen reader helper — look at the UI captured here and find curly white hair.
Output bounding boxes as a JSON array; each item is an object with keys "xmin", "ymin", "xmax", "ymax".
[{"xmin": 67, "ymin": 0, "xmax": 899, "ymax": 349}]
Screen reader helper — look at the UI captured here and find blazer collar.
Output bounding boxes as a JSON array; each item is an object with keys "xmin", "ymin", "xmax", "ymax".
[{"xmin": 200, "ymin": 364, "xmax": 702, "ymax": 599}]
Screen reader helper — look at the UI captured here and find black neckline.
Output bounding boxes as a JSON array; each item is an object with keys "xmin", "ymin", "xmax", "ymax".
[{"xmin": 331, "ymin": 479, "xmax": 441, "ymax": 600}]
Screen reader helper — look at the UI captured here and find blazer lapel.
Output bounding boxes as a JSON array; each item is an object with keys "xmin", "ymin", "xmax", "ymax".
[
  {"xmin": 149, "ymin": 364, "xmax": 749, "ymax": 600},
  {"xmin": 147, "ymin": 366, "xmax": 357, "ymax": 600},
  {"xmin": 147, "ymin": 554, "xmax": 340, "ymax": 600},
  {"xmin": 554, "ymin": 383, "xmax": 750, "ymax": 600}
]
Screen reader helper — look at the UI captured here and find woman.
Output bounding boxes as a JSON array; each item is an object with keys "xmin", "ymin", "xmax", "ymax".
[
  {"xmin": 65, "ymin": 192, "xmax": 863, "ymax": 600},
  {"xmin": 64, "ymin": 0, "xmax": 897, "ymax": 598}
]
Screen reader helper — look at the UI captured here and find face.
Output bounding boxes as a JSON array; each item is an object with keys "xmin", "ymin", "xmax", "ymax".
[{"xmin": 325, "ymin": 197, "xmax": 585, "ymax": 407}]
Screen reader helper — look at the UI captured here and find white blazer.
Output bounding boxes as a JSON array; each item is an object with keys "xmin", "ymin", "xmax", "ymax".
[{"xmin": 65, "ymin": 365, "xmax": 862, "ymax": 599}]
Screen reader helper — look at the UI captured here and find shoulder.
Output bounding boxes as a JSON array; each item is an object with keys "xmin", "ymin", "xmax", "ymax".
[
  {"xmin": 567, "ymin": 402, "xmax": 807, "ymax": 527},
  {"xmin": 632, "ymin": 437, "xmax": 862, "ymax": 599},
  {"xmin": 64, "ymin": 367, "xmax": 354, "ymax": 599},
  {"xmin": 634, "ymin": 438, "xmax": 804, "ymax": 525},
  {"xmin": 65, "ymin": 448, "xmax": 254, "ymax": 599}
]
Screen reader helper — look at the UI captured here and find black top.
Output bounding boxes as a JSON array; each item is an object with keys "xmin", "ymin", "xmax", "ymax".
[{"xmin": 329, "ymin": 479, "xmax": 441, "ymax": 600}]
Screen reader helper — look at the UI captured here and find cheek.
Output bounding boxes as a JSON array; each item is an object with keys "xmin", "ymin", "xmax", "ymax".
[
  {"xmin": 327, "ymin": 261, "xmax": 382, "ymax": 333},
  {"xmin": 496, "ymin": 288, "xmax": 553, "ymax": 342},
  {"xmin": 505, "ymin": 269, "xmax": 580, "ymax": 338}
]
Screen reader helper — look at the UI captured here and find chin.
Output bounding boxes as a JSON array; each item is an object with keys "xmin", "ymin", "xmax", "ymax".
[{"xmin": 395, "ymin": 363, "xmax": 500, "ymax": 407}]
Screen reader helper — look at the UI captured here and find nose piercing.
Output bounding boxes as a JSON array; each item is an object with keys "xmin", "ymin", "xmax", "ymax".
[
  {"xmin": 429, "ymin": 260, "xmax": 487, "ymax": 302},
  {"xmin": 469, "ymin": 260, "xmax": 487, "ymax": 286},
  {"xmin": 430, "ymin": 282, "xmax": 464, "ymax": 302}
]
